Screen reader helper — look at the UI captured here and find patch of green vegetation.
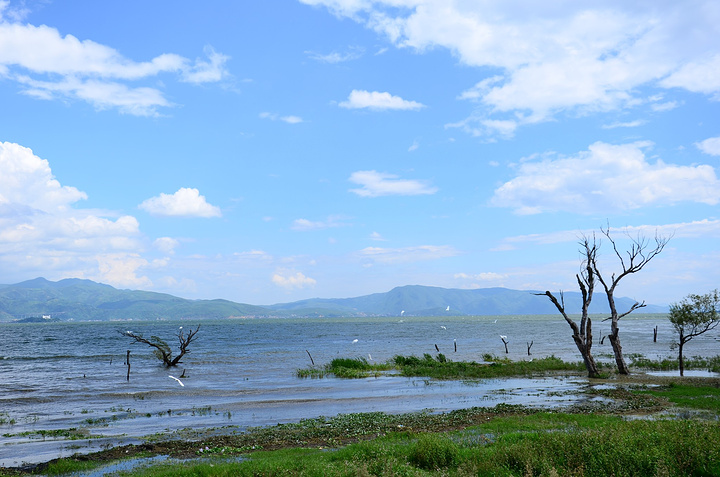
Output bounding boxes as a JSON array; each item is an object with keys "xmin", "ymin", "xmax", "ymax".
[
  {"xmin": 297, "ymin": 356, "xmax": 393, "ymax": 379},
  {"xmin": 394, "ymin": 353, "xmax": 586, "ymax": 379},
  {"xmin": 630, "ymin": 354, "xmax": 720, "ymax": 373},
  {"xmin": 298, "ymin": 354, "xmax": 589, "ymax": 380},
  {"xmin": 636, "ymin": 383, "xmax": 720, "ymax": 412},
  {"xmin": 0, "ymin": 412, "xmax": 15, "ymax": 425},
  {"xmin": 4, "ymin": 427, "xmax": 89, "ymax": 441},
  {"xmin": 41, "ymin": 458, "xmax": 103, "ymax": 476}
]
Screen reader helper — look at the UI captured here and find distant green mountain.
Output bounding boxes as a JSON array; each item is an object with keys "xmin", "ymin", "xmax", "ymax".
[
  {"xmin": 0, "ymin": 278, "xmax": 668, "ymax": 322},
  {"xmin": 267, "ymin": 284, "xmax": 668, "ymax": 317},
  {"xmin": 0, "ymin": 277, "xmax": 268, "ymax": 322}
]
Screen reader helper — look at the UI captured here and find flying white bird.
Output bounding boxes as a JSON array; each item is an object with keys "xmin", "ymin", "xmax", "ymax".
[
  {"xmin": 168, "ymin": 375, "xmax": 185, "ymax": 387},
  {"xmin": 352, "ymin": 339, "xmax": 358, "ymax": 343},
  {"xmin": 440, "ymin": 326, "xmax": 446, "ymax": 330},
  {"xmin": 400, "ymin": 310, "xmax": 405, "ymax": 316},
  {"xmin": 493, "ymin": 319, "xmax": 498, "ymax": 323},
  {"xmin": 446, "ymin": 306, "xmax": 450, "ymax": 311}
]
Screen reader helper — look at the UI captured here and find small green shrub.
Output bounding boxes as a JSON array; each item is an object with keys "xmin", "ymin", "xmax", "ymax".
[{"xmin": 408, "ymin": 433, "xmax": 459, "ymax": 470}]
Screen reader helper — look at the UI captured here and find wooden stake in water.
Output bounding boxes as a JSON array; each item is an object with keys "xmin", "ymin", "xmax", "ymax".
[{"xmin": 126, "ymin": 350, "xmax": 131, "ymax": 381}]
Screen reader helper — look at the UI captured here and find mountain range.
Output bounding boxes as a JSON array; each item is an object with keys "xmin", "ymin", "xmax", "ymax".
[{"xmin": 0, "ymin": 277, "xmax": 668, "ymax": 322}]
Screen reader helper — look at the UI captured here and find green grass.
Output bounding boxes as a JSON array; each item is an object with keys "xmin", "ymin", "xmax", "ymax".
[
  {"xmin": 297, "ymin": 354, "xmax": 588, "ymax": 380},
  {"xmin": 40, "ymin": 458, "xmax": 102, "ymax": 476},
  {"xmin": 636, "ymin": 383, "xmax": 720, "ymax": 412},
  {"xmin": 297, "ymin": 356, "xmax": 393, "ymax": 378},
  {"xmin": 111, "ymin": 417, "xmax": 720, "ymax": 476},
  {"xmin": 630, "ymin": 354, "xmax": 720, "ymax": 373},
  {"xmin": 394, "ymin": 353, "xmax": 586, "ymax": 379}
]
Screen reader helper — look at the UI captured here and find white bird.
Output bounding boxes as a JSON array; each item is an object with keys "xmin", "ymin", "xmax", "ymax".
[
  {"xmin": 446, "ymin": 306, "xmax": 450, "ymax": 311},
  {"xmin": 440, "ymin": 325, "xmax": 446, "ymax": 330},
  {"xmin": 352, "ymin": 339, "xmax": 358, "ymax": 343},
  {"xmin": 368, "ymin": 353, "xmax": 373, "ymax": 360},
  {"xmin": 168, "ymin": 375, "xmax": 185, "ymax": 387},
  {"xmin": 493, "ymin": 319, "xmax": 498, "ymax": 323},
  {"xmin": 400, "ymin": 310, "xmax": 405, "ymax": 316},
  {"xmin": 500, "ymin": 335, "xmax": 507, "ymax": 340}
]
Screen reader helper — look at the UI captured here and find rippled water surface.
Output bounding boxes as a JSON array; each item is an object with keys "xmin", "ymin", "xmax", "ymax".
[{"xmin": 0, "ymin": 314, "xmax": 715, "ymax": 466}]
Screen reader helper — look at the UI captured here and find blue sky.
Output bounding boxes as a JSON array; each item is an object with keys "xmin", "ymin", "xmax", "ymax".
[{"xmin": 0, "ymin": 0, "xmax": 718, "ymax": 307}]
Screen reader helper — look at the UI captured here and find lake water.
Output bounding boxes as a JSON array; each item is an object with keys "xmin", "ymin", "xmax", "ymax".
[{"xmin": 1, "ymin": 314, "xmax": 716, "ymax": 467}]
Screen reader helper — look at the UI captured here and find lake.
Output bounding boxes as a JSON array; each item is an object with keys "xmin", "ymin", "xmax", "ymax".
[{"xmin": 0, "ymin": 314, "xmax": 715, "ymax": 467}]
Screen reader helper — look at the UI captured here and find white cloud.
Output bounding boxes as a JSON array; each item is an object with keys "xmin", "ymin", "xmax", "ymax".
[
  {"xmin": 696, "ymin": 136, "xmax": 720, "ymax": 156},
  {"xmin": 0, "ymin": 20, "xmax": 229, "ymax": 115},
  {"xmin": 139, "ymin": 188, "xmax": 222, "ymax": 218},
  {"xmin": 272, "ymin": 270, "xmax": 317, "ymax": 289},
  {"xmin": 0, "ymin": 141, "xmax": 87, "ymax": 211},
  {"xmin": 496, "ymin": 220, "xmax": 720, "ymax": 251},
  {"xmin": 650, "ymin": 101, "xmax": 680, "ymax": 112},
  {"xmin": 234, "ymin": 249, "xmax": 274, "ymax": 261},
  {"xmin": 96, "ymin": 253, "xmax": 152, "ymax": 288},
  {"xmin": 303, "ymin": 1, "xmax": 720, "ymax": 137},
  {"xmin": 180, "ymin": 46, "xmax": 230, "ymax": 84},
  {"xmin": 0, "ymin": 141, "xmax": 151, "ymax": 287},
  {"xmin": 259, "ymin": 112, "xmax": 304, "ymax": 124},
  {"xmin": 305, "ymin": 46, "xmax": 364, "ymax": 63},
  {"xmin": 154, "ymin": 237, "xmax": 179, "ymax": 254},
  {"xmin": 339, "ymin": 90, "xmax": 425, "ymax": 110},
  {"xmin": 349, "ymin": 170, "xmax": 437, "ymax": 197},
  {"xmin": 492, "ymin": 141, "xmax": 720, "ymax": 214},
  {"xmin": 454, "ymin": 272, "xmax": 507, "ymax": 281},
  {"xmin": 358, "ymin": 245, "xmax": 458, "ymax": 264},
  {"xmin": 602, "ymin": 120, "xmax": 646, "ymax": 129},
  {"xmin": 291, "ymin": 215, "xmax": 349, "ymax": 231}
]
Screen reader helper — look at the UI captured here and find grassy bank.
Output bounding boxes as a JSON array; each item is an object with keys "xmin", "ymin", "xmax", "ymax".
[{"xmin": 36, "ymin": 412, "xmax": 720, "ymax": 476}]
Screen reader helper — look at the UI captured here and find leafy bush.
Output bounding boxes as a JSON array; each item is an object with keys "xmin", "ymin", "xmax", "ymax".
[{"xmin": 408, "ymin": 433, "xmax": 459, "ymax": 470}]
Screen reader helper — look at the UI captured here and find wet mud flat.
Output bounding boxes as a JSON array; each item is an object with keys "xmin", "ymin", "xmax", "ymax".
[{"xmin": 1, "ymin": 372, "xmax": 604, "ymax": 469}]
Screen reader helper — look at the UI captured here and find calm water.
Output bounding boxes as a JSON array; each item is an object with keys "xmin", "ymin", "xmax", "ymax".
[{"xmin": 0, "ymin": 314, "xmax": 716, "ymax": 467}]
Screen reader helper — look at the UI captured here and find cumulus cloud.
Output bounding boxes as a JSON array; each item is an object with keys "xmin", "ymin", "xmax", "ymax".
[
  {"xmin": 0, "ymin": 141, "xmax": 151, "ymax": 287},
  {"xmin": 491, "ymin": 141, "xmax": 720, "ymax": 215},
  {"xmin": 139, "ymin": 188, "xmax": 221, "ymax": 218},
  {"xmin": 358, "ymin": 245, "xmax": 458, "ymax": 264},
  {"xmin": 0, "ymin": 141, "xmax": 87, "ymax": 211},
  {"xmin": 349, "ymin": 170, "xmax": 437, "ymax": 197},
  {"xmin": 272, "ymin": 270, "xmax": 317, "ymax": 289},
  {"xmin": 696, "ymin": 136, "xmax": 720, "ymax": 156},
  {"xmin": 0, "ymin": 19, "xmax": 229, "ymax": 115},
  {"xmin": 302, "ymin": 0, "xmax": 720, "ymax": 137},
  {"xmin": 339, "ymin": 90, "xmax": 425, "ymax": 110}
]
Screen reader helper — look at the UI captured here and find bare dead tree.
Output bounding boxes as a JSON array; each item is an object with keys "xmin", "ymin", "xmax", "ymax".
[
  {"xmin": 537, "ymin": 236, "xmax": 601, "ymax": 378},
  {"xmin": 121, "ymin": 325, "xmax": 200, "ymax": 368},
  {"xmin": 594, "ymin": 225, "xmax": 671, "ymax": 375},
  {"xmin": 500, "ymin": 335, "xmax": 509, "ymax": 354}
]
